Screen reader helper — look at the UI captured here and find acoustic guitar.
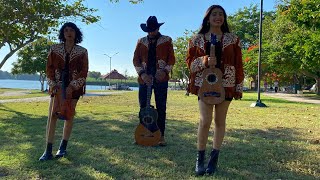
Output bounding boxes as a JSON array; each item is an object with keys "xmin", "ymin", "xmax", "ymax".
[
  {"xmin": 134, "ymin": 81, "xmax": 161, "ymax": 146},
  {"xmin": 198, "ymin": 34, "xmax": 225, "ymax": 105}
]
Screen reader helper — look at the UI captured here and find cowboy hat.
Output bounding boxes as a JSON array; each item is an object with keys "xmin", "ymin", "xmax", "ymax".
[{"xmin": 140, "ymin": 16, "xmax": 164, "ymax": 32}]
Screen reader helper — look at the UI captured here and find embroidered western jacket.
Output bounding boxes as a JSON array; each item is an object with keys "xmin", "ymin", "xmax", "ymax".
[
  {"xmin": 46, "ymin": 43, "xmax": 88, "ymax": 98},
  {"xmin": 186, "ymin": 33, "xmax": 244, "ymax": 99},
  {"xmin": 133, "ymin": 35, "xmax": 175, "ymax": 84}
]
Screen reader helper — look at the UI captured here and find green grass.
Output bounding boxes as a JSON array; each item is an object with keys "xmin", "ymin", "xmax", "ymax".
[{"xmin": 0, "ymin": 92, "xmax": 319, "ymax": 179}]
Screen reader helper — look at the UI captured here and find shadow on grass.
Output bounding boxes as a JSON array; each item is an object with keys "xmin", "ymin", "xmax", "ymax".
[
  {"xmin": 0, "ymin": 103, "xmax": 318, "ymax": 179},
  {"xmin": 215, "ymin": 127, "xmax": 318, "ymax": 179}
]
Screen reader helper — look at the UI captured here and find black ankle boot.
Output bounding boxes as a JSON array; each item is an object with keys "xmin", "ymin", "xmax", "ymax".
[
  {"xmin": 195, "ymin": 150, "xmax": 206, "ymax": 176},
  {"xmin": 39, "ymin": 143, "xmax": 53, "ymax": 161},
  {"xmin": 206, "ymin": 149, "xmax": 220, "ymax": 175},
  {"xmin": 55, "ymin": 139, "xmax": 68, "ymax": 158}
]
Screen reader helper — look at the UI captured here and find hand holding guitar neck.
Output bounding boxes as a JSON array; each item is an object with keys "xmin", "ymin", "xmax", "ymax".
[
  {"xmin": 141, "ymin": 73, "xmax": 152, "ymax": 85},
  {"xmin": 208, "ymin": 34, "xmax": 217, "ymax": 67}
]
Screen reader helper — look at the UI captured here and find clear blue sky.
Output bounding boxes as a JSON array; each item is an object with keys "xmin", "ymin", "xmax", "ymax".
[{"xmin": 1, "ymin": 0, "xmax": 277, "ymax": 76}]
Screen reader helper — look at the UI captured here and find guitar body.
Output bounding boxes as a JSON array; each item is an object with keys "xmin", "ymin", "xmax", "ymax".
[
  {"xmin": 198, "ymin": 33, "xmax": 225, "ymax": 105},
  {"xmin": 134, "ymin": 84, "xmax": 161, "ymax": 146},
  {"xmin": 198, "ymin": 68, "xmax": 225, "ymax": 104}
]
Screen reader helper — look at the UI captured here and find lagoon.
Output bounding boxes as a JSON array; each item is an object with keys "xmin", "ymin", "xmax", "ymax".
[{"xmin": 0, "ymin": 79, "xmax": 138, "ymax": 91}]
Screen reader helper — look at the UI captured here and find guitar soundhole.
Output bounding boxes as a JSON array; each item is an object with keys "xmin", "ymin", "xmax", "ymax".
[
  {"xmin": 207, "ymin": 73, "xmax": 217, "ymax": 84},
  {"xmin": 143, "ymin": 116, "xmax": 153, "ymax": 125}
]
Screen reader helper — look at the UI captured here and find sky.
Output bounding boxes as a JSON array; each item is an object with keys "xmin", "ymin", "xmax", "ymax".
[{"xmin": 0, "ymin": 0, "xmax": 277, "ymax": 76}]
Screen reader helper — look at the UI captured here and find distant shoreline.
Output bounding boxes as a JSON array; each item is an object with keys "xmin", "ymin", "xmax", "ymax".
[{"xmin": 0, "ymin": 79, "xmax": 139, "ymax": 87}]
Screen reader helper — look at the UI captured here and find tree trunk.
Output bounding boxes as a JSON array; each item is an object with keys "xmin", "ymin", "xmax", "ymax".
[
  {"xmin": 250, "ymin": 76, "xmax": 257, "ymax": 91},
  {"xmin": 316, "ymin": 78, "xmax": 320, "ymax": 95},
  {"xmin": 0, "ymin": 38, "xmax": 36, "ymax": 69},
  {"xmin": 301, "ymin": 70, "xmax": 320, "ymax": 95},
  {"xmin": 181, "ymin": 69, "xmax": 189, "ymax": 87},
  {"xmin": 0, "ymin": 50, "xmax": 16, "ymax": 69},
  {"xmin": 39, "ymin": 73, "xmax": 46, "ymax": 92}
]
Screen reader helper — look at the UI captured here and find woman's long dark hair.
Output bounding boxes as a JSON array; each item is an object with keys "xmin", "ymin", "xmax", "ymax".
[
  {"xmin": 198, "ymin": 5, "xmax": 230, "ymax": 34},
  {"xmin": 58, "ymin": 22, "xmax": 83, "ymax": 44}
]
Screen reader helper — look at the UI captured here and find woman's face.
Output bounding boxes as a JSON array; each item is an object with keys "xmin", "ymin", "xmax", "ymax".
[
  {"xmin": 64, "ymin": 26, "xmax": 76, "ymax": 42},
  {"xmin": 208, "ymin": 8, "xmax": 225, "ymax": 28}
]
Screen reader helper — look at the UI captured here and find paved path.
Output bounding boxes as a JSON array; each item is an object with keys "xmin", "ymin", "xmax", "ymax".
[
  {"xmin": 264, "ymin": 92, "xmax": 320, "ymax": 104},
  {"xmin": 0, "ymin": 91, "xmax": 33, "ymax": 96},
  {"xmin": 0, "ymin": 91, "xmax": 130, "ymax": 103}
]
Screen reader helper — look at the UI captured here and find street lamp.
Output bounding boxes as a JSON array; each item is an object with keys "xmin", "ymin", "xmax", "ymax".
[
  {"xmin": 251, "ymin": 0, "xmax": 267, "ymax": 107},
  {"xmin": 103, "ymin": 52, "xmax": 119, "ymax": 90}
]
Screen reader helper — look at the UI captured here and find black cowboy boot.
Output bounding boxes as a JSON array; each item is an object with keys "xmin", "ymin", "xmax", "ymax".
[
  {"xmin": 195, "ymin": 150, "xmax": 206, "ymax": 176},
  {"xmin": 206, "ymin": 149, "xmax": 220, "ymax": 175},
  {"xmin": 55, "ymin": 139, "xmax": 68, "ymax": 158},
  {"xmin": 39, "ymin": 143, "xmax": 53, "ymax": 161}
]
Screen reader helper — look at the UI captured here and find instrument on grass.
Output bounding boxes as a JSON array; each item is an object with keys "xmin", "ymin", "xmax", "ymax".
[
  {"xmin": 135, "ymin": 80, "xmax": 161, "ymax": 146},
  {"xmin": 198, "ymin": 34, "xmax": 225, "ymax": 105}
]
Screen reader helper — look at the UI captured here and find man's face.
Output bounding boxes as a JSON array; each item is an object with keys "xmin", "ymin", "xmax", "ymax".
[{"xmin": 148, "ymin": 29, "xmax": 159, "ymax": 38}]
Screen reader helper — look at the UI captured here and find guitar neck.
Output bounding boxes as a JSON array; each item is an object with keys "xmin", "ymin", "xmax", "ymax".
[
  {"xmin": 210, "ymin": 44, "xmax": 215, "ymax": 58},
  {"xmin": 146, "ymin": 85, "xmax": 152, "ymax": 108},
  {"xmin": 210, "ymin": 45, "xmax": 217, "ymax": 67}
]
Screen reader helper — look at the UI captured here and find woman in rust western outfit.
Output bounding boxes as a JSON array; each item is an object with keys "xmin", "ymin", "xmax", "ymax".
[
  {"xmin": 39, "ymin": 22, "xmax": 88, "ymax": 161},
  {"xmin": 186, "ymin": 5, "xmax": 244, "ymax": 175}
]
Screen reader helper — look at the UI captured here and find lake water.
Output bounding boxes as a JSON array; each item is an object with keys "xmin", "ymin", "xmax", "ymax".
[{"xmin": 0, "ymin": 79, "xmax": 138, "ymax": 91}]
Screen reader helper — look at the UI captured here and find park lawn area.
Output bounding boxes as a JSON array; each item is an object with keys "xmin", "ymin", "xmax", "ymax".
[
  {"xmin": 0, "ymin": 91, "xmax": 319, "ymax": 179},
  {"xmin": 0, "ymin": 88, "xmax": 47, "ymax": 100}
]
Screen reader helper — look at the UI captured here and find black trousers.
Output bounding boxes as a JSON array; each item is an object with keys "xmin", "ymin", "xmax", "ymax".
[{"xmin": 139, "ymin": 81, "xmax": 168, "ymax": 136}]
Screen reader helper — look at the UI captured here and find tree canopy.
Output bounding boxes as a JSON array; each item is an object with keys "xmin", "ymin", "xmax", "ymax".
[
  {"xmin": 0, "ymin": 0, "xmax": 100, "ymax": 69},
  {"xmin": 11, "ymin": 38, "xmax": 54, "ymax": 91}
]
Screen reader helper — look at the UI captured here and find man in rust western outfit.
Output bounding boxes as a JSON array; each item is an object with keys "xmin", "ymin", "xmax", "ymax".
[{"xmin": 133, "ymin": 16, "xmax": 175, "ymax": 146}]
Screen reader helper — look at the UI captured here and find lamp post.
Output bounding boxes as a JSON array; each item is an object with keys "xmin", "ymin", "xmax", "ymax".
[
  {"xmin": 104, "ymin": 52, "xmax": 119, "ymax": 90},
  {"xmin": 251, "ymin": 0, "xmax": 267, "ymax": 107}
]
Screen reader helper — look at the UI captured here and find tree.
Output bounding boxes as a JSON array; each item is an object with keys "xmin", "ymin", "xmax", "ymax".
[
  {"xmin": 0, "ymin": 0, "xmax": 100, "ymax": 69},
  {"xmin": 124, "ymin": 69, "xmax": 129, "ymax": 79},
  {"xmin": 278, "ymin": 0, "xmax": 320, "ymax": 30},
  {"xmin": 275, "ymin": 0, "xmax": 320, "ymax": 94},
  {"xmin": 228, "ymin": 4, "xmax": 276, "ymax": 89},
  {"xmin": 88, "ymin": 71, "xmax": 102, "ymax": 80},
  {"xmin": 172, "ymin": 30, "xmax": 195, "ymax": 89},
  {"xmin": 11, "ymin": 38, "xmax": 54, "ymax": 91},
  {"xmin": 0, "ymin": 70, "xmax": 13, "ymax": 79},
  {"xmin": 228, "ymin": 4, "xmax": 275, "ymax": 49}
]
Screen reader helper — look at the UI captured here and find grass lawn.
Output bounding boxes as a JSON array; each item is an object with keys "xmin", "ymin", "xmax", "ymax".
[{"xmin": 0, "ymin": 91, "xmax": 319, "ymax": 179}]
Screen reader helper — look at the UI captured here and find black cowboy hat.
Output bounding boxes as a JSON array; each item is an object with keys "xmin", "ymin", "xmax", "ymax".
[{"xmin": 140, "ymin": 16, "xmax": 164, "ymax": 32}]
